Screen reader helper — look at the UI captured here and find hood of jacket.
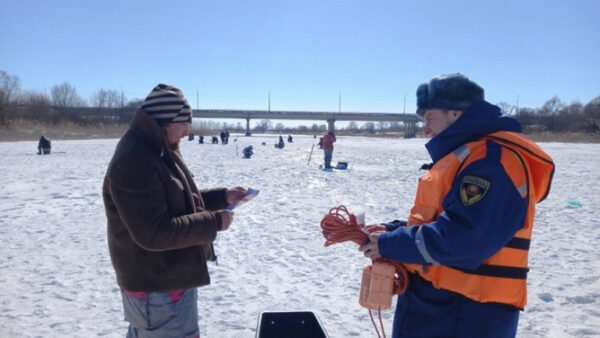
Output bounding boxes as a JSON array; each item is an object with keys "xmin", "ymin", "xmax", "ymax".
[
  {"xmin": 425, "ymin": 100, "xmax": 522, "ymax": 163},
  {"xmin": 125, "ymin": 108, "xmax": 169, "ymax": 156}
]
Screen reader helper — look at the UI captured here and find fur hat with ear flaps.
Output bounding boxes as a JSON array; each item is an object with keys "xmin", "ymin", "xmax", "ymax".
[{"xmin": 416, "ymin": 74, "xmax": 484, "ymax": 117}]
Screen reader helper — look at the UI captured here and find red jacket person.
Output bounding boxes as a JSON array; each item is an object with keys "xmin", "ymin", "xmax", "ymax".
[{"xmin": 321, "ymin": 130, "xmax": 336, "ymax": 169}]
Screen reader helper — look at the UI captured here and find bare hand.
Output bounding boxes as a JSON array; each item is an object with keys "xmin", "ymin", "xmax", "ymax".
[
  {"xmin": 225, "ymin": 187, "xmax": 247, "ymax": 205},
  {"xmin": 216, "ymin": 210, "xmax": 234, "ymax": 231},
  {"xmin": 358, "ymin": 232, "xmax": 383, "ymax": 260},
  {"xmin": 366, "ymin": 224, "xmax": 387, "ymax": 233}
]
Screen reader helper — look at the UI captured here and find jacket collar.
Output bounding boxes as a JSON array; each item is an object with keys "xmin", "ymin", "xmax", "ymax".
[
  {"xmin": 425, "ymin": 100, "xmax": 523, "ymax": 163},
  {"xmin": 129, "ymin": 109, "xmax": 167, "ymax": 155}
]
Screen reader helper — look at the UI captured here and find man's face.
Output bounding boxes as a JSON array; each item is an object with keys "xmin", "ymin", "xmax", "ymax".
[
  {"xmin": 422, "ymin": 109, "xmax": 462, "ymax": 137},
  {"xmin": 164, "ymin": 122, "xmax": 190, "ymax": 150}
]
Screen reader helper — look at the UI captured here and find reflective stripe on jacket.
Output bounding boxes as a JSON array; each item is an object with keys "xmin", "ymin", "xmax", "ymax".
[{"xmin": 404, "ymin": 131, "xmax": 554, "ymax": 309}]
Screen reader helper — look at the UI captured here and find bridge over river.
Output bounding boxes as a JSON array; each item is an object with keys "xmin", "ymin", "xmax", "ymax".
[
  {"xmin": 192, "ymin": 109, "xmax": 421, "ymax": 137},
  {"xmin": 56, "ymin": 106, "xmax": 421, "ymax": 137}
]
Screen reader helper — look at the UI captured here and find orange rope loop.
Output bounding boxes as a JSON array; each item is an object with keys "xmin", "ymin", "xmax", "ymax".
[
  {"xmin": 320, "ymin": 205, "xmax": 409, "ymax": 296},
  {"xmin": 321, "ymin": 205, "xmax": 410, "ymax": 338},
  {"xmin": 321, "ymin": 205, "xmax": 367, "ymax": 247}
]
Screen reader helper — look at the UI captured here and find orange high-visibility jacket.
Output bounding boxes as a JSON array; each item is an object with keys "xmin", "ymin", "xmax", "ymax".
[{"xmin": 404, "ymin": 131, "xmax": 554, "ymax": 309}]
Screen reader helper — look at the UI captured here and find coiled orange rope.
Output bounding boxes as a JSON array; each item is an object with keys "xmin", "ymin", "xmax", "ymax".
[
  {"xmin": 320, "ymin": 205, "xmax": 409, "ymax": 295},
  {"xmin": 320, "ymin": 206, "xmax": 409, "ymax": 338},
  {"xmin": 321, "ymin": 205, "xmax": 366, "ymax": 247}
]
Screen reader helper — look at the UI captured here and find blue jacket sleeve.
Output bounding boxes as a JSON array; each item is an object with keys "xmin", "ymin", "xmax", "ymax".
[
  {"xmin": 378, "ymin": 150, "xmax": 528, "ymax": 269},
  {"xmin": 384, "ymin": 220, "xmax": 407, "ymax": 231}
]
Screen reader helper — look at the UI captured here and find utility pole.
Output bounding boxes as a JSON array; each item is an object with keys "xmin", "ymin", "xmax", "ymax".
[
  {"xmin": 338, "ymin": 92, "xmax": 341, "ymax": 113},
  {"xmin": 403, "ymin": 92, "xmax": 407, "ymax": 114},
  {"xmin": 196, "ymin": 89, "xmax": 199, "ymax": 110},
  {"xmin": 268, "ymin": 90, "xmax": 271, "ymax": 112},
  {"xmin": 120, "ymin": 85, "xmax": 124, "ymax": 108}
]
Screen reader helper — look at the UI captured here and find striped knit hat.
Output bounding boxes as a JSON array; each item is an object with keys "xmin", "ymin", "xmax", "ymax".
[{"xmin": 141, "ymin": 84, "xmax": 192, "ymax": 125}]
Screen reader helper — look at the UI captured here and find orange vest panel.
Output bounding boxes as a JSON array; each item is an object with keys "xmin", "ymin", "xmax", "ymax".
[{"xmin": 404, "ymin": 131, "xmax": 554, "ymax": 309}]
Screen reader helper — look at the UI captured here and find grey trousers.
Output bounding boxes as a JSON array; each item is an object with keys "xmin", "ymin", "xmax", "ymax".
[{"xmin": 122, "ymin": 288, "xmax": 200, "ymax": 338}]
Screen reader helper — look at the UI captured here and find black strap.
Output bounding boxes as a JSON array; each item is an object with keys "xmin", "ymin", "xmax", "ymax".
[
  {"xmin": 451, "ymin": 264, "xmax": 529, "ymax": 279},
  {"xmin": 420, "ymin": 163, "xmax": 433, "ymax": 170},
  {"xmin": 505, "ymin": 237, "xmax": 530, "ymax": 250}
]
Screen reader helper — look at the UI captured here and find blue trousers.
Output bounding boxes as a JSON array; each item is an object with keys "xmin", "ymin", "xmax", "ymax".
[
  {"xmin": 324, "ymin": 150, "xmax": 333, "ymax": 168},
  {"xmin": 392, "ymin": 274, "xmax": 519, "ymax": 338}
]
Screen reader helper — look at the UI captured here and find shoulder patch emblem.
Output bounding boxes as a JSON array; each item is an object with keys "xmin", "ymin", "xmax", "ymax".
[{"xmin": 460, "ymin": 175, "xmax": 490, "ymax": 206}]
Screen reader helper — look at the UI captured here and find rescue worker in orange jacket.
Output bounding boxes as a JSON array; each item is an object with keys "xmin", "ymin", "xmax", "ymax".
[{"xmin": 359, "ymin": 74, "xmax": 554, "ymax": 337}]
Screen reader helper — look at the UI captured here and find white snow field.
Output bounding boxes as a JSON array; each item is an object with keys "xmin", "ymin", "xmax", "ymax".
[{"xmin": 0, "ymin": 134, "xmax": 598, "ymax": 337}]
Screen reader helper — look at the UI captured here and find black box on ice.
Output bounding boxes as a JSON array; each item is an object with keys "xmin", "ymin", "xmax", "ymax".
[{"xmin": 256, "ymin": 311, "xmax": 328, "ymax": 338}]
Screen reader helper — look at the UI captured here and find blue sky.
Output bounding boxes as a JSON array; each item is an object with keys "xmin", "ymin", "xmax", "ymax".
[{"xmin": 1, "ymin": 0, "xmax": 599, "ymax": 116}]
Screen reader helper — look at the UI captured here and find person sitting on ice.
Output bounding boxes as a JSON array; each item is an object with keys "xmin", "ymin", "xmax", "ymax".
[
  {"xmin": 242, "ymin": 145, "xmax": 254, "ymax": 159},
  {"xmin": 287, "ymin": 134, "xmax": 293, "ymax": 143},
  {"xmin": 37, "ymin": 135, "xmax": 51, "ymax": 155},
  {"xmin": 274, "ymin": 135, "xmax": 285, "ymax": 149}
]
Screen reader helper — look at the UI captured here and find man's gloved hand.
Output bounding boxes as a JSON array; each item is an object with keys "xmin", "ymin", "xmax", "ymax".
[
  {"xmin": 359, "ymin": 232, "xmax": 383, "ymax": 260},
  {"xmin": 384, "ymin": 220, "xmax": 407, "ymax": 231}
]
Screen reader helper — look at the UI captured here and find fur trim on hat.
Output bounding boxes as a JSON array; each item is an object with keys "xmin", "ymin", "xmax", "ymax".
[{"xmin": 416, "ymin": 74, "xmax": 484, "ymax": 117}]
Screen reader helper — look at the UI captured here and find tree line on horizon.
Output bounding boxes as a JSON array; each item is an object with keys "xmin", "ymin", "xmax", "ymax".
[{"xmin": 1, "ymin": 70, "xmax": 599, "ymax": 134}]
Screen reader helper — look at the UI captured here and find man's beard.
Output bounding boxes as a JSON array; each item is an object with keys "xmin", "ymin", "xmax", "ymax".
[{"xmin": 168, "ymin": 140, "xmax": 180, "ymax": 151}]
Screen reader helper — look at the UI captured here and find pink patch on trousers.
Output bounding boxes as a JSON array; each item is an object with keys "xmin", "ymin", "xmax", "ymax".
[
  {"xmin": 169, "ymin": 289, "xmax": 185, "ymax": 303},
  {"xmin": 122, "ymin": 289, "xmax": 185, "ymax": 303}
]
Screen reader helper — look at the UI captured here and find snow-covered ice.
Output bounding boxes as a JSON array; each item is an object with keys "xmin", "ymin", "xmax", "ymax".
[{"xmin": 0, "ymin": 134, "xmax": 598, "ymax": 337}]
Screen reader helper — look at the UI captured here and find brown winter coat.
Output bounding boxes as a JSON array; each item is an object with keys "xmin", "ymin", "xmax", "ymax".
[{"xmin": 103, "ymin": 109, "xmax": 227, "ymax": 292}]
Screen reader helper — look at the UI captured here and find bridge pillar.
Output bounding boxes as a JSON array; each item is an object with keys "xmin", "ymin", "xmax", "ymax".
[
  {"xmin": 245, "ymin": 118, "xmax": 252, "ymax": 136},
  {"xmin": 404, "ymin": 121, "xmax": 417, "ymax": 138},
  {"xmin": 327, "ymin": 119, "xmax": 335, "ymax": 131}
]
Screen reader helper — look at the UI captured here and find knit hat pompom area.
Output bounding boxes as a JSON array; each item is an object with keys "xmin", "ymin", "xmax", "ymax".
[
  {"xmin": 416, "ymin": 74, "xmax": 484, "ymax": 117},
  {"xmin": 141, "ymin": 83, "xmax": 192, "ymax": 126}
]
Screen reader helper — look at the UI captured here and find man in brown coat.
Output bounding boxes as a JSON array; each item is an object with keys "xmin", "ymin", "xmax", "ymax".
[{"xmin": 103, "ymin": 83, "xmax": 246, "ymax": 337}]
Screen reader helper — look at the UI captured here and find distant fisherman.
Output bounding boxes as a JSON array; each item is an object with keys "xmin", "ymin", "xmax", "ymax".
[
  {"xmin": 37, "ymin": 135, "xmax": 51, "ymax": 155},
  {"xmin": 275, "ymin": 135, "xmax": 285, "ymax": 149},
  {"xmin": 242, "ymin": 145, "xmax": 254, "ymax": 158},
  {"xmin": 321, "ymin": 130, "xmax": 336, "ymax": 169},
  {"xmin": 359, "ymin": 74, "xmax": 555, "ymax": 337}
]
